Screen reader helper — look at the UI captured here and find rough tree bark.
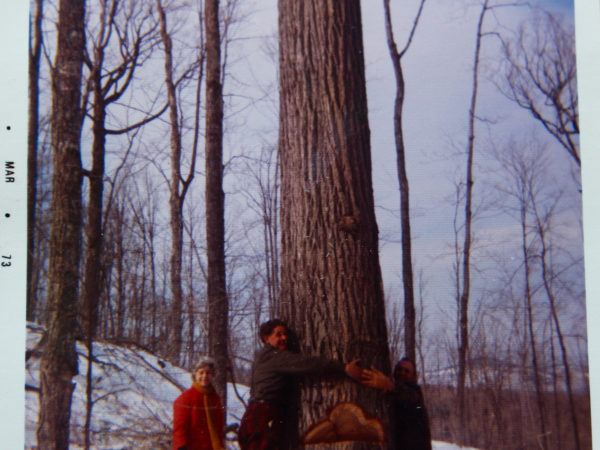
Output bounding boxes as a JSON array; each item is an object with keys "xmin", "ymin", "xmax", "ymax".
[
  {"xmin": 278, "ymin": 1, "xmax": 391, "ymax": 448},
  {"xmin": 36, "ymin": 0, "xmax": 86, "ymax": 447},
  {"xmin": 382, "ymin": 0, "xmax": 426, "ymax": 364},
  {"xmin": 205, "ymin": 0, "xmax": 230, "ymax": 407}
]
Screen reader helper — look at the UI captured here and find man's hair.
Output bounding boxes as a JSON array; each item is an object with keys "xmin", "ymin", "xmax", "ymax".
[
  {"xmin": 393, "ymin": 357, "xmax": 417, "ymax": 383},
  {"xmin": 259, "ymin": 319, "xmax": 288, "ymax": 342},
  {"xmin": 399, "ymin": 357, "xmax": 416, "ymax": 370}
]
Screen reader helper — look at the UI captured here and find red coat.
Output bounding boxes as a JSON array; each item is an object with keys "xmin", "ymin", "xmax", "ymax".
[{"xmin": 173, "ymin": 383, "xmax": 225, "ymax": 450}]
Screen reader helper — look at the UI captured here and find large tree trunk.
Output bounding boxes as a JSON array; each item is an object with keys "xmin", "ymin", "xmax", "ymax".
[
  {"xmin": 205, "ymin": 0, "xmax": 229, "ymax": 407},
  {"xmin": 27, "ymin": 0, "xmax": 44, "ymax": 322},
  {"xmin": 278, "ymin": 1, "xmax": 390, "ymax": 447},
  {"xmin": 37, "ymin": 0, "xmax": 86, "ymax": 447}
]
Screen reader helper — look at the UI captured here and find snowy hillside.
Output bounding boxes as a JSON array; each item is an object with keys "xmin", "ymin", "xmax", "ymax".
[
  {"xmin": 25, "ymin": 323, "xmax": 249, "ymax": 449},
  {"xmin": 25, "ymin": 323, "xmax": 474, "ymax": 449}
]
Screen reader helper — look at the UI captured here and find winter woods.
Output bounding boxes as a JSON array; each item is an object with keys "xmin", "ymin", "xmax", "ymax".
[{"xmin": 26, "ymin": 0, "xmax": 589, "ymax": 448}]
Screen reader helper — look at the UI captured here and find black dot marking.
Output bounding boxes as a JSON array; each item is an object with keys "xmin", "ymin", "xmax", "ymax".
[
  {"xmin": 6, "ymin": 126, "xmax": 11, "ymax": 131},
  {"xmin": 5, "ymin": 213, "xmax": 10, "ymax": 218}
]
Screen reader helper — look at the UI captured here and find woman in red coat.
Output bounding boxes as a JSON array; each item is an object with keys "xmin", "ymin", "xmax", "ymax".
[{"xmin": 173, "ymin": 357, "xmax": 225, "ymax": 450}]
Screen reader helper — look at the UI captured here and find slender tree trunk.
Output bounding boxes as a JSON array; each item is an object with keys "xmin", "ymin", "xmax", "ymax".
[
  {"xmin": 519, "ymin": 200, "xmax": 548, "ymax": 449},
  {"xmin": 550, "ymin": 331, "xmax": 563, "ymax": 449},
  {"xmin": 534, "ymin": 205, "xmax": 581, "ymax": 449},
  {"xmin": 37, "ymin": 0, "xmax": 86, "ymax": 447},
  {"xmin": 27, "ymin": 0, "xmax": 44, "ymax": 323},
  {"xmin": 205, "ymin": 0, "xmax": 229, "ymax": 406},
  {"xmin": 260, "ymin": 148, "xmax": 280, "ymax": 317},
  {"xmin": 157, "ymin": 0, "xmax": 185, "ymax": 362},
  {"xmin": 187, "ymin": 235, "xmax": 196, "ymax": 366},
  {"xmin": 458, "ymin": 1, "xmax": 488, "ymax": 440},
  {"xmin": 115, "ymin": 202, "xmax": 125, "ymax": 339},
  {"xmin": 82, "ymin": 22, "xmax": 108, "ymax": 447},
  {"xmin": 270, "ymin": 152, "xmax": 280, "ymax": 317},
  {"xmin": 150, "ymin": 230, "xmax": 158, "ymax": 348},
  {"xmin": 157, "ymin": 0, "xmax": 202, "ymax": 364},
  {"xmin": 382, "ymin": 0, "xmax": 425, "ymax": 363},
  {"xmin": 278, "ymin": 1, "xmax": 391, "ymax": 447}
]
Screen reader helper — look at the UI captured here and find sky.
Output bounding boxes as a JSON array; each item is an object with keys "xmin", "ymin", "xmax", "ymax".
[
  {"xmin": 357, "ymin": 0, "xmax": 584, "ymax": 343},
  {"xmin": 0, "ymin": 0, "xmax": 599, "ymax": 446},
  {"xmin": 227, "ymin": 0, "xmax": 585, "ymax": 336}
]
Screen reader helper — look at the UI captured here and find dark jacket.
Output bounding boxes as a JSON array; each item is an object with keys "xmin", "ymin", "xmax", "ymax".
[
  {"xmin": 239, "ymin": 344, "xmax": 347, "ymax": 449},
  {"xmin": 390, "ymin": 381, "xmax": 432, "ymax": 450},
  {"xmin": 249, "ymin": 344, "xmax": 346, "ymax": 405}
]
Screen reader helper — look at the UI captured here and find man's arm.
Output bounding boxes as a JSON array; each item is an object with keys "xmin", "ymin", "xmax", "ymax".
[
  {"xmin": 361, "ymin": 366, "xmax": 395, "ymax": 391},
  {"xmin": 274, "ymin": 351, "xmax": 361, "ymax": 381}
]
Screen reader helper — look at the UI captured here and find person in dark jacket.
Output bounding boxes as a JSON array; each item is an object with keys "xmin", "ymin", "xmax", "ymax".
[
  {"xmin": 362, "ymin": 357, "xmax": 432, "ymax": 450},
  {"xmin": 173, "ymin": 357, "xmax": 225, "ymax": 450},
  {"xmin": 238, "ymin": 319, "xmax": 363, "ymax": 450}
]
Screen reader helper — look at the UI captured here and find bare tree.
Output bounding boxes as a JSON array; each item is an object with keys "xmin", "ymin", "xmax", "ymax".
[
  {"xmin": 79, "ymin": 3, "xmax": 162, "ymax": 444},
  {"xmin": 239, "ymin": 145, "xmax": 281, "ymax": 317},
  {"xmin": 530, "ymin": 181, "xmax": 582, "ymax": 449},
  {"xmin": 278, "ymin": 0, "xmax": 391, "ymax": 447},
  {"xmin": 494, "ymin": 140, "xmax": 550, "ymax": 448},
  {"xmin": 37, "ymin": 0, "xmax": 86, "ymax": 447},
  {"xmin": 156, "ymin": 0, "xmax": 203, "ymax": 363},
  {"xmin": 457, "ymin": 0, "xmax": 490, "ymax": 438},
  {"xmin": 126, "ymin": 171, "xmax": 164, "ymax": 351},
  {"xmin": 382, "ymin": 0, "xmax": 426, "ymax": 363},
  {"xmin": 182, "ymin": 196, "xmax": 208, "ymax": 366},
  {"xmin": 499, "ymin": 10, "xmax": 579, "ymax": 166},
  {"xmin": 454, "ymin": 0, "xmax": 528, "ymax": 438}
]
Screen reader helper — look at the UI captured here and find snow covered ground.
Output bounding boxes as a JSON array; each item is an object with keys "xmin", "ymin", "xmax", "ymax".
[{"xmin": 25, "ymin": 323, "xmax": 475, "ymax": 449}]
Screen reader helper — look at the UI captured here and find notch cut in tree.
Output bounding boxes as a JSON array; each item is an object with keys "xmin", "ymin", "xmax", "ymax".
[{"xmin": 302, "ymin": 402, "xmax": 385, "ymax": 445}]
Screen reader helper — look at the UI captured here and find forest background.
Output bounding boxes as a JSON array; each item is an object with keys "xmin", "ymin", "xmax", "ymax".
[{"xmin": 0, "ymin": 0, "xmax": 599, "ymax": 448}]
